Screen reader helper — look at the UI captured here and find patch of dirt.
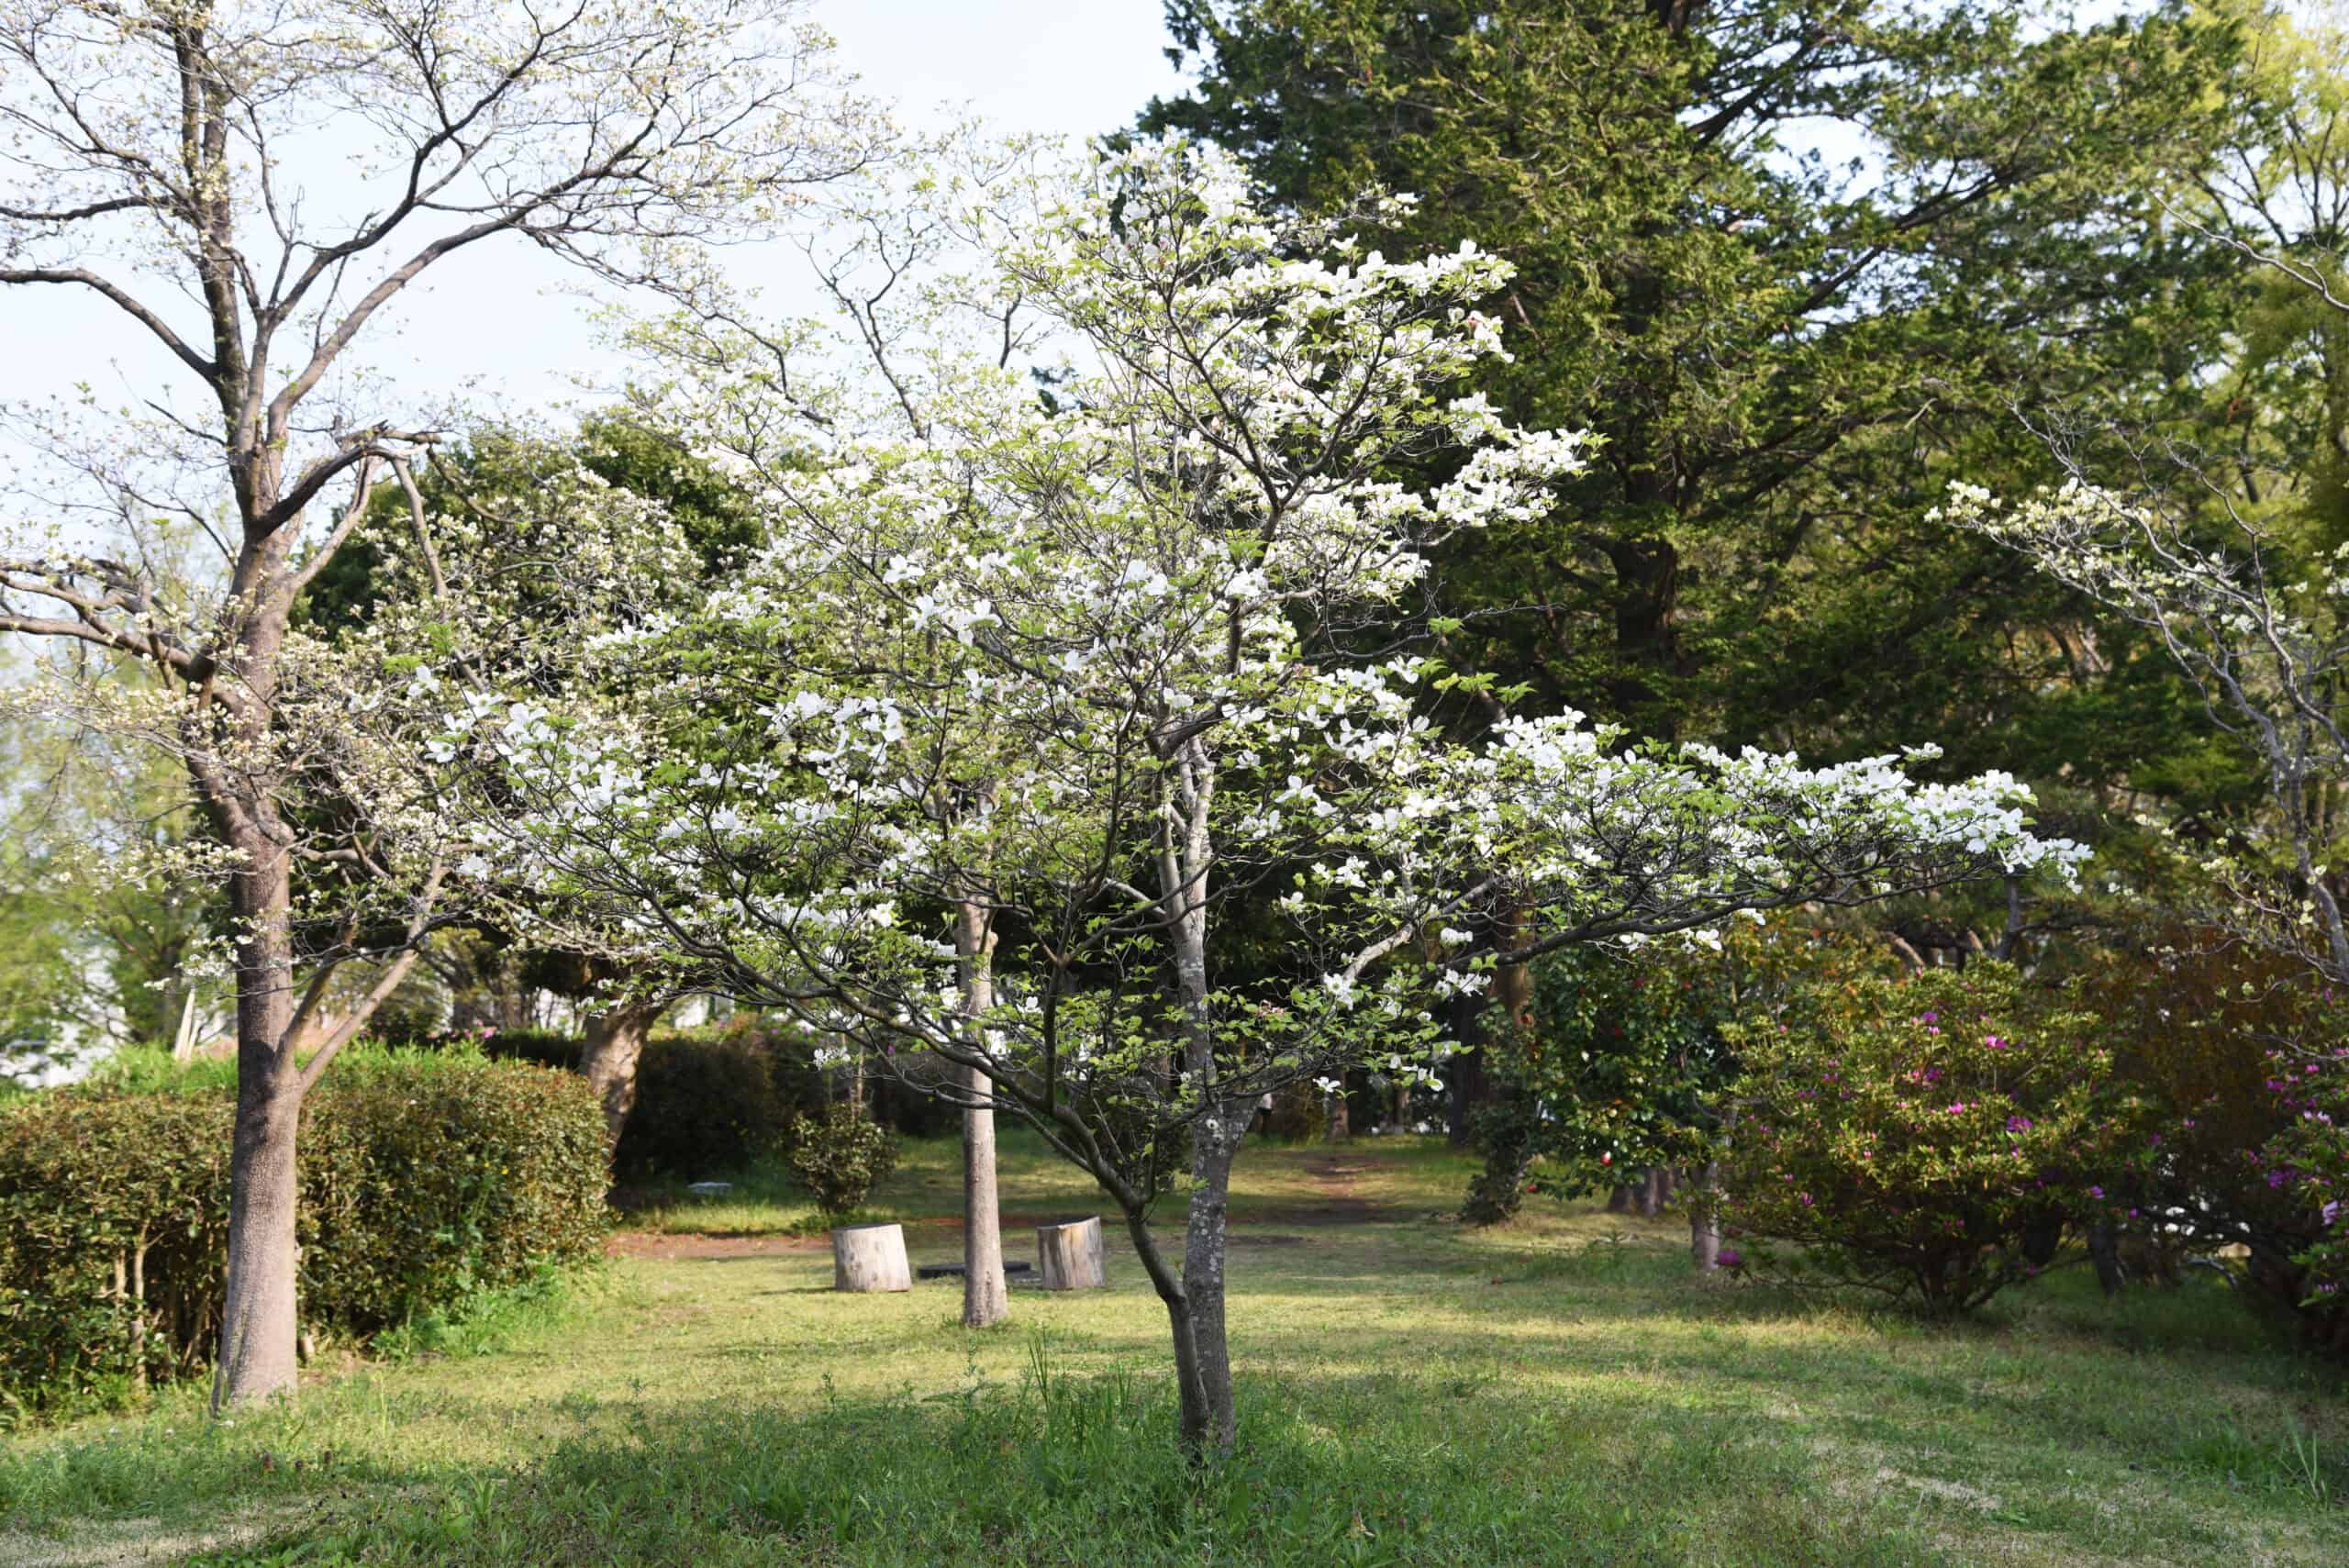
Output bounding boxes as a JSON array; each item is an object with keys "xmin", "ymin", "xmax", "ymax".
[{"xmin": 606, "ymin": 1230, "xmax": 825, "ymax": 1259}]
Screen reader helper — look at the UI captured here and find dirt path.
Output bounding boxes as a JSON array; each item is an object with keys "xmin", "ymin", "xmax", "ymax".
[{"xmin": 1289, "ymin": 1151, "xmax": 1391, "ymax": 1224}]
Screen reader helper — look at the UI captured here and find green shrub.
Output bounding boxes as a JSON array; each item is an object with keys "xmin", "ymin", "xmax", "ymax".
[
  {"xmin": 299, "ymin": 1058, "xmax": 610, "ymax": 1335},
  {"xmin": 0, "ymin": 1055, "xmax": 607, "ymax": 1411},
  {"xmin": 785, "ymin": 1107, "xmax": 899, "ymax": 1218},
  {"xmin": 477, "ymin": 1027, "xmax": 581, "ymax": 1073},
  {"xmin": 1721, "ymin": 964, "xmax": 2153, "ymax": 1314},
  {"xmin": 484, "ymin": 1019, "xmax": 824, "ymax": 1178}
]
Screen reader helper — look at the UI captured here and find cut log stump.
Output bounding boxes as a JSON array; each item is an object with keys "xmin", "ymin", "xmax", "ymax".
[
  {"xmin": 1036, "ymin": 1216, "xmax": 1108, "ymax": 1290},
  {"xmin": 831, "ymin": 1221, "xmax": 912, "ymax": 1293}
]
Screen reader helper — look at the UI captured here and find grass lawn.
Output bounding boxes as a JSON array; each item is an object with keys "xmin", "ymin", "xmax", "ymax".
[{"xmin": 3, "ymin": 1130, "xmax": 2346, "ymax": 1565}]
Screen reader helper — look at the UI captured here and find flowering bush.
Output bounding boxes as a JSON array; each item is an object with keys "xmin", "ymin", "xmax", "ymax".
[
  {"xmin": 2259, "ymin": 1042, "xmax": 2349, "ymax": 1317},
  {"xmin": 2076, "ymin": 939, "xmax": 2349, "ymax": 1351},
  {"xmin": 2264, "ymin": 1048, "xmax": 2349, "ymax": 1344},
  {"xmin": 1722, "ymin": 964, "xmax": 2153, "ymax": 1313}
]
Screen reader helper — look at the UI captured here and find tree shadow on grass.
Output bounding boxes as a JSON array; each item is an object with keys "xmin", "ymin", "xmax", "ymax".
[{"xmin": 214, "ymin": 1371, "xmax": 1975, "ymax": 1568}]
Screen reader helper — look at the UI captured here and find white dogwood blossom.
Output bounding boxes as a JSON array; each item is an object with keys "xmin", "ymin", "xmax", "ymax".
[
  {"xmin": 475, "ymin": 141, "xmax": 2077, "ymax": 1455},
  {"xmin": 1937, "ymin": 477, "xmax": 2349, "ymax": 984}
]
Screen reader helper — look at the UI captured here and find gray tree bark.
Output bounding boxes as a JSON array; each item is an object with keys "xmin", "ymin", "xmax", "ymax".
[{"xmin": 954, "ymin": 901, "xmax": 1008, "ymax": 1329}]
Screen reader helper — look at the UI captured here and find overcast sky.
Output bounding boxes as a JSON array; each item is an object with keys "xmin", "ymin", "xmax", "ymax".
[{"xmin": 2, "ymin": 1, "xmax": 1191, "ymax": 462}]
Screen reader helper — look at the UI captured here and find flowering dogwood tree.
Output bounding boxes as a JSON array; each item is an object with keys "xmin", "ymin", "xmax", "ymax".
[
  {"xmin": 0, "ymin": 0, "xmax": 875, "ymax": 1408},
  {"xmin": 467, "ymin": 144, "xmax": 2083, "ymax": 1455},
  {"xmin": 1937, "ymin": 479, "xmax": 2349, "ymax": 988}
]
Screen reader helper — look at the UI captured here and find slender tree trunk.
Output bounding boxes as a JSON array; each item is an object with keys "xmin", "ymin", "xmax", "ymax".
[
  {"xmin": 579, "ymin": 1001, "xmax": 660, "ymax": 1146},
  {"xmin": 212, "ymin": 840, "xmax": 303, "ymax": 1410},
  {"xmin": 1183, "ymin": 1106, "xmax": 1242, "ymax": 1452},
  {"xmin": 1689, "ymin": 1169, "xmax": 1721, "ymax": 1267},
  {"xmin": 1639, "ymin": 1166, "xmax": 1665, "ymax": 1218},
  {"xmin": 1165, "ymin": 739, "xmax": 1238, "ymax": 1453},
  {"xmin": 1444, "ymin": 984, "xmax": 1491, "ymax": 1146},
  {"xmin": 1119, "ymin": 1205, "xmax": 1210, "ymax": 1451},
  {"xmin": 954, "ymin": 901, "xmax": 1008, "ymax": 1329},
  {"xmin": 1689, "ymin": 1109, "xmax": 1731, "ymax": 1269},
  {"xmin": 1607, "ymin": 1184, "xmax": 1632, "ymax": 1214}
]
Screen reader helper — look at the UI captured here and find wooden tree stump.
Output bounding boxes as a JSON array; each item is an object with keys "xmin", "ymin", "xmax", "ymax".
[
  {"xmin": 1035, "ymin": 1216, "xmax": 1108, "ymax": 1290},
  {"xmin": 831, "ymin": 1221, "xmax": 911, "ymax": 1293}
]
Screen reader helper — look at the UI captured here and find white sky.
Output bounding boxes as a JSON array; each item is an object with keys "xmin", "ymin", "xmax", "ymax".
[{"xmin": 0, "ymin": 1, "xmax": 1191, "ymax": 461}]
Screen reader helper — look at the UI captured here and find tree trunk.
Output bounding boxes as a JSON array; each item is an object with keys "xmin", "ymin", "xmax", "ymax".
[
  {"xmin": 1183, "ymin": 1106, "xmax": 1243, "ymax": 1453},
  {"xmin": 1639, "ymin": 1166, "xmax": 1665, "ymax": 1218},
  {"xmin": 2088, "ymin": 1219, "xmax": 2127, "ymax": 1296},
  {"xmin": 1689, "ymin": 1110, "xmax": 1731, "ymax": 1269},
  {"xmin": 1607, "ymin": 1183, "xmax": 1632, "ymax": 1213},
  {"xmin": 1689, "ymin": 1169, "xmax": 1721, "ymax": 1268},
  {"xmin": 1116, "ymin": 1202, "xmax": 1212, "ymax": 1452},
  {"xmin": 954, "ymin": 902, "xmax": 1008, "ymax": 1329},
  {"xmin": 579, "ymin": 1001, "xmax": 660, "ymax": 1146},
  {"xmin": 212, "ymin": 846, "xmax": 303, "ymax": 1411},
  {"xmin": 1323, "ymin": 1085, "xmax": 1349, "ymax": 1141}
]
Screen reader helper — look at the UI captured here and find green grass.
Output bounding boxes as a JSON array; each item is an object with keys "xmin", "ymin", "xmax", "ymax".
[{"xmin": 4, "ymin": 1131, "xmax": 2346, "ymax": 1565}]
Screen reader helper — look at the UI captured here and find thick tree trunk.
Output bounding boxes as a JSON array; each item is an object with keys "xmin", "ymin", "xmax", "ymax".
[
  {"xmin": 579, "ymin": 1001, "xmax": 660, "ymax": 1146},
  {"xmin": 213, "ymin": 846, "xmax": 303, "ymax": 1411},
  {"xmin": 954, "ymin": 902, "xmax": 1008, "ymax": 1329}
]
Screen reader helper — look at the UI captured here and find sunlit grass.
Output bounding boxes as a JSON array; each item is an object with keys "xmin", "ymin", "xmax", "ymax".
[{"xmin": 4, "ymin": 1132, "xmax": 2344, "ymax": 1565}]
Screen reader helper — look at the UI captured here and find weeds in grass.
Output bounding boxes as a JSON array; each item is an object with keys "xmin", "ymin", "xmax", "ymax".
[
  {"xmin": 373, "ymin": 1263, "xmax": 588, "ymax": 1362},
  {"xmin": 2283, "ymin": 1422, "xmax": 2330, "ymax": 1506}
]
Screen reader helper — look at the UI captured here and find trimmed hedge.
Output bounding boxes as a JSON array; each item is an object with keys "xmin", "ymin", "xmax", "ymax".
[{"xmin": 0, "ymin": 1055, "xmax": 607, "ymax": 1411}]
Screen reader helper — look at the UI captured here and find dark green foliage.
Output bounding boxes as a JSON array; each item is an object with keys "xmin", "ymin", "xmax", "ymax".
[
  {"xmin": 475, "ymin": 1028, "xmax": 579, "ymax": 1073},
  {"xmin": 1464, "ymin": 921, "xmax": 1896, "ymax": 1227},
  {"xmin": 785, "ymin": 1107, "xmax": 899, "ymax": 1218},
  {"xmin": 1256, "ymin": 1081, "xmax": 1326, "ymax": 1142},
  {"xmin": 1148, "ymin": 0, "xmax": 2251, "ymax": 766},
  {"xmin": 618, "ymin": 1029, "xmax": 804, "ymax": 1178},
  {"xmin": 482, "ymin": 1021, "xmax": 826, "ymax": 1178},
  {"xmin": 0, "ymin": 1058, "xmax": 607, "ymax": 1411}
]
